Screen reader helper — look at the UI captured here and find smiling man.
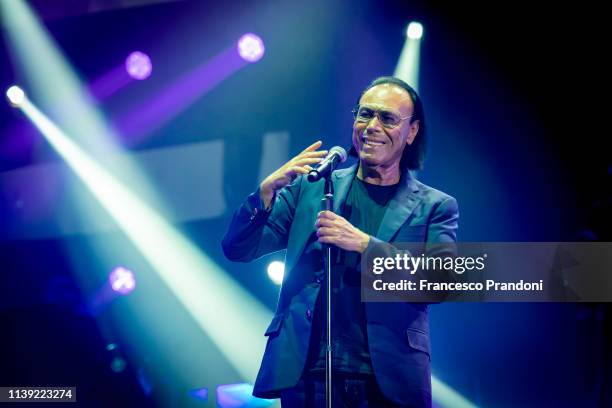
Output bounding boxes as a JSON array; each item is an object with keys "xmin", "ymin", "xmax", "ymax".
[
  {"xmin": 351, "ymin": 79, "xmax": 421, "ymax": 186},
  {"xmin": 223, "ymin": 76, "xmax": 459, "ymax": 407}
]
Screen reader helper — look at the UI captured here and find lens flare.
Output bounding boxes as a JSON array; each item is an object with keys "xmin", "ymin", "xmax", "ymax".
[
  {"xmin": 406, "ymin": 22, "xmax": 424, "ymax": 39},
  {"xmin": 109, "ymin": 266, "xmax": 136, "ymax": 295},
  {"xmin": 6, "ymin": 85, "xmax": 26, "ymax": 107},
  {"xmin": 267, "ymin": 261, "xmax": 285, "ymax": 285},
  {"xmin": 237, "ymin": 33, "xmax": 265, "ymax": 62},
  {"xmin": 125, "ymin": 51, "xmax": 152, "ymax": 80}
]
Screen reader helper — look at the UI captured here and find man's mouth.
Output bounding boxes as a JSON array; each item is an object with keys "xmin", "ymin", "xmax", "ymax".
[{"xmin": 362, "ymin": 137, "xmax": 385, "ymax": 147}]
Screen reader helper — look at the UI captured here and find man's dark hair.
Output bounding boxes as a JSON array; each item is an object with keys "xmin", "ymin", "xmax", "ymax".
[{"xmin": 349, "ymin": 76, "xmax": 427, "ymax": 170}]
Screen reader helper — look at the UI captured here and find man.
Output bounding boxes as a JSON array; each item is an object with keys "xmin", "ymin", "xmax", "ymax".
[{"xmin": 222, "ymin": 77, "xmax": 458, "ymax": 407}]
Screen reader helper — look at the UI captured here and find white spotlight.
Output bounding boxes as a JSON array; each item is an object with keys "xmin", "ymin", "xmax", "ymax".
[
  {"xmin": 6, "ymin": 85, "xmax": 26, "ymax": 107},
  {"xmin": 267, "ymin": 261, "xmax": 285, "ymax": 285},
  {"xmin": 406, "ymin": 22, "xmax": 424, "ymax": 40}
]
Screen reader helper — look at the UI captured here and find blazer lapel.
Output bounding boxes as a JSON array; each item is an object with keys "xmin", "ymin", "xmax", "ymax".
[
  {"xmin": 332, "ymin": 164, "xmax": 357, "ymax": 214},
  {"xmin": 285, "ymin": 165, "xmax": 357, "ymax": 271},
  {"xmin": 376, "ymin": 170, "xmax": 422, "ymax": 242},
  {"xmin": 285, "ymin": 166, "xmax": 420, "ymax": 271}
]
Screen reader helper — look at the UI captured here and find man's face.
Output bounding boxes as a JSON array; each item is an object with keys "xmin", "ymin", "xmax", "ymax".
[{"xmin": 352, "ymin": 84, "xmax": 419, "ymax": 170}]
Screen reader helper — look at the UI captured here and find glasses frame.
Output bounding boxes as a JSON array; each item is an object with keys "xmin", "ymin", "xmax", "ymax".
[{"xmin": 351, "ymin": 105, "xmax": 414, "ymax": 129}]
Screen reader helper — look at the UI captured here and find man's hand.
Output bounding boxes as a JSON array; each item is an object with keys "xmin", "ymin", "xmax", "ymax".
[
  {"xmin": 316, "ymin": 211, "xmax": 370, "ymax": 253},
  {"xmin": 259, "ymin": 141, "xmax": 328, "ymax": 209}
]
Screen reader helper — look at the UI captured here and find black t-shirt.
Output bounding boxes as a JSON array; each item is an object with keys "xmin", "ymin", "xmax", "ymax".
[{"xmin": 306, "ymin": 176, "xmax": 399, "ymax": 376}]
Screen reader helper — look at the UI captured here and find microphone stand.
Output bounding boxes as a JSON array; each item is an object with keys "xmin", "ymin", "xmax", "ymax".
[
  {"xmin": 309, "ymin": 146, "xmax": 346, "ymax": 408},
  {"xmin": 321, "ymin": 173, "xmax": 334, "ymax": 408}
]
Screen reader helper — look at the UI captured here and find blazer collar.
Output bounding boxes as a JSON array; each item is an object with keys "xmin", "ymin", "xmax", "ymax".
[
  {"xmin": 332, "ymin": 163, "xmax": 421, "ymax": 241},
  {"xmin": 331, "ymin": 164, "xmax": 357, "ymax": 214}
]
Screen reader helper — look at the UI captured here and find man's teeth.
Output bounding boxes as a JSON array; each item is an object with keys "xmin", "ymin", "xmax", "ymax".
[{"xmin": 364, "ymin": 140, "xmax": 384, "ymax": 146}]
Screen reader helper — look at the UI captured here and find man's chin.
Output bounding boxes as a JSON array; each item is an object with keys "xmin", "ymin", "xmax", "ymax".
[{"xmin": 359, "ymin": 153, "xmax": 382, "ymax": 166}]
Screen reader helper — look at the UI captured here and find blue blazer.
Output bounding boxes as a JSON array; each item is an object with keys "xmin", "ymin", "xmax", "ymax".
[{"xmin": 222, "ymin": 164, "xmax": 459, "ymax": 407}]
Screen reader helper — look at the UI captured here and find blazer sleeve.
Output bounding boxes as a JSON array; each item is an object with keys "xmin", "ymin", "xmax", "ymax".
[
  {"xmin": 424, "ymin": 196, "xmax": 459, "ymax": 243},
  {"xmin": 221, "ymin": 176, "xmax": 304, "ymax": 262}
]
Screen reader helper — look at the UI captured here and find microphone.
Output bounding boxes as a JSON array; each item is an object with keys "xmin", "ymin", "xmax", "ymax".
[{"xmin": 307, "ymin": 146, "xmax": 347, "ymax": 182}]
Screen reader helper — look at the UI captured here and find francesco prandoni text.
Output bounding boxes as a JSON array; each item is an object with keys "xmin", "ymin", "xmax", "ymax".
[
  {"xmin": 372, "ymin": 279, "xmax": 544, "ymax": 292},
  {"xmin": 369, "ymin": 254, "xmax": 544, "ymax": 292}
]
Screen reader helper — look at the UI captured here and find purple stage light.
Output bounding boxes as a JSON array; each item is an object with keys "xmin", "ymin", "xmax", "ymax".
[
  {"xmin": 109, "ymin": 266, "xmax": 136, "ymax": 295},
  {"xmin": 237, "ymin": 33, "xmax": 265, "ymax": 62},
  {"xmin": 116, "ymin": 46, "xmax": 247, "ymax": 141},
  {"xmin": 125, "ymin": 51, "xmax": 152, "ymax": 80}
]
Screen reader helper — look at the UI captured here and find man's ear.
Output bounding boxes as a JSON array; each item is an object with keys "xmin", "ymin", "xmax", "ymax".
[{"xmin": 406, "ymin": 120, "xmax": 420, "ymax": 145}]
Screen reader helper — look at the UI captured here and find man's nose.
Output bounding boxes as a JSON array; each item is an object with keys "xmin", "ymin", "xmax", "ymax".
[{"xmin": 365, "ymin": 114, "xmax": 383, "ymax": 131}]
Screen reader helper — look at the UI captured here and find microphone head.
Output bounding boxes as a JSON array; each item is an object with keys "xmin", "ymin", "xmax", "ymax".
[
  {"xmin": 329, "ymin": 146, "xmax": 348, "ymax": 163},
  {"xmin": 307, "ymin": 146, "xmax": 348, "ymax": 182}
]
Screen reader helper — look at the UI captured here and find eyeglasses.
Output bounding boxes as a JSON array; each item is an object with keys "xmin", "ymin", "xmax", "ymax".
[{"xmin": 351, "ymin": 105, "xmax": 414, "ymax": 129}]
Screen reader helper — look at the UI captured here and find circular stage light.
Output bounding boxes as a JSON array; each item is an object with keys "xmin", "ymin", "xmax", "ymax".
[
  {"xmin": 125, "ymin": 51, "xmax": 152, "ymax": 80},
  {"xmin": 6, "ymin": 85, "xmax": 26, "ymax": 107},
  {"xmin": 237, "ymin": 33, "xmax": 265, "ymax": 62},
  {"xmin": 109, "ymin": 266, "xmax": 136, "ymax": 295},
  {"xmin": 406, "ymin": 22, "xmax": 424, "ymax": 40},
  {"xmin": 267, "ymin": 261, "xmax": 285, "ymax": 285}
]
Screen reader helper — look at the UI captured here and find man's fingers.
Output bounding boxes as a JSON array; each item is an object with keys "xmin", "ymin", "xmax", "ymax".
[
  {"xmin": 317, "ymin": 210, "xmax": 337, "ymax": 219},
  {"xmin": 291, "ymin": 152, "xmax": 327, "ymax": 165},
  {"xmin": 300, "ymin": 140, "xmax": 323, "ymax": 154},
  {"xmin": 293, "ymin": 157, "xmax": 325, "ymax": 166},
  {"xmin": 300, "ymin": 150, "xmax": 328, "ymax": 158},
  {"xmin": 263, "ymin": 143, "xmax": 326, "ymax": 194},
  {"xmin": 316, "ymin": 227, "xmax": 334, "ymax": 237},
  {"xmin": 285, "ymin": 166, "xmax": 312, "ymax": 182},
  {"xmin": 315, "ymin": 217, "xmax": 334, "ymax": 228},
  {"xmin": 287, "ymin": 166, "xmax": 309, "ymax": 177}
]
